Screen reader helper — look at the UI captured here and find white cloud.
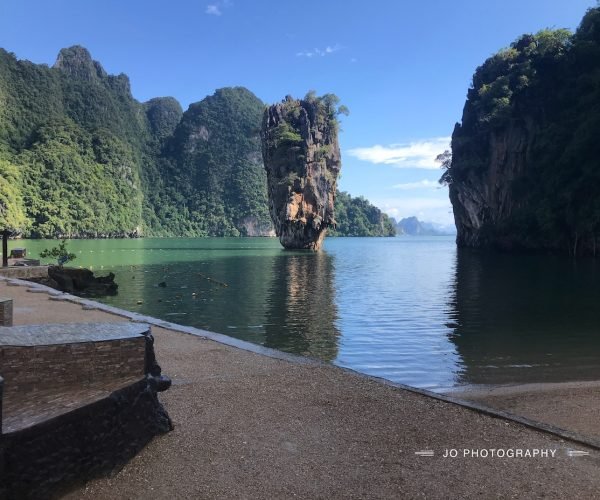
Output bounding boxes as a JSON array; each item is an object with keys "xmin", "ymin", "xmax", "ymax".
[
  {"xmin": 392, "ymin": 179, "xmax": 441, "ymax": 190},
  {"xmin": 324, "ymin": 44, "xmax": 341, "ymax": 54},
  {"xmin": 297, "ymin": 43, "xmax": 342, "ymax": 58},
  {"xmin": 206, "ymin": 4, "xmax": 221, "ymax": 15},
  {"xmin": 347, "ymin": 137, "xmax": 451, "ymax": 169}
]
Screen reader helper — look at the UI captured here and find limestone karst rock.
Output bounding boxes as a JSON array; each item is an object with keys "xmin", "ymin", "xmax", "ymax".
[
  {"xmin": 444, "ymin": 8, "xmax": 600, "ymax": 256},
  {"xmin": 261, "ymin": 95, "xmax": 342, "ymax": 250}
]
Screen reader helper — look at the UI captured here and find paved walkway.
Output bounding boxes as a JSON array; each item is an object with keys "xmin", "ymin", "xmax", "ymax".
[{"xmin": 1, "ymin": 280, "xmax": 599, "ymax": 499}]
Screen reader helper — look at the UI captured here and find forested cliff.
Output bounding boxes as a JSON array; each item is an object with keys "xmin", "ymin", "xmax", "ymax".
[
  {"xmin": 444, "ymin": 7, "xmax": 600, "ymax": 256},
  {"xmin": 0, "ymin": 46, "xmax": 393, "ymax": 238}
]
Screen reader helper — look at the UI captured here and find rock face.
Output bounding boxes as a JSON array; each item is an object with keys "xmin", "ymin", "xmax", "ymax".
[
  {"xmin": 29, "ymin": 266, "xmax": 118, "ymax": 297},
  {"xmin": 444, "ymin": 10, "xmax": 600, "ymax": 256},
  {"xmin": 54, "ymin": 45, "xmax": 107, "ymax": 82},
  {"xmin": 448, "ymin": 119, "xmax": 537, "ymax": 249},
  {"xmin": 261, "ymin": 95, "xmax": 342, "ymax": 250}
]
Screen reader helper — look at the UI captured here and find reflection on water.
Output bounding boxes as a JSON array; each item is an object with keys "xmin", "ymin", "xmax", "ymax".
[
  {"xmin": 264, "ymin": 252, "xmax": 339, "ymax": 361},
  {"xmin": 30, "ymin": 238, "xmax": 341, "ymax": 358},
  {"xmin": 11, "ymin": 237, "xmax": 600, "ymax": 391},
  {"xmin": 448, "ymin": 250, "xmax": 600, "ymax": 387},
  {"xmin": 328, "ymin": 237, "xmax": 461, "ymax": 390}
]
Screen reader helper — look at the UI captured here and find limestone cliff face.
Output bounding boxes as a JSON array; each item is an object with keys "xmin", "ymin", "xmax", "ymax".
[
  {"xmin": 261, "ymin": 96, "xmax": 341, "ymax": 250},
  {"xmin": 445, "ymin": 10, "xmax": 600, "ymax": 256},
  {"xmin": 449, "ymin": 116, "xmax": 538, "ymax": 249}
]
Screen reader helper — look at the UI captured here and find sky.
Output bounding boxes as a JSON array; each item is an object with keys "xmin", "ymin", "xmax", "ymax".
[{"xmin": 0, "ymin": 0, "xmax": 596, "ymax": 225}]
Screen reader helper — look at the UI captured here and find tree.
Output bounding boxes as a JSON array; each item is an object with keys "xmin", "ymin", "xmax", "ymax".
[
  {"xmin": 39, "ymin": 239, "xmax": 76, "ymax": 267},
  {"xmin": 0, "ymin": 159, "xmax": 29, "ymax": 233},
  {"xmin": 437, "ymin": 150, "xmax": 452, "ymax": 185}
]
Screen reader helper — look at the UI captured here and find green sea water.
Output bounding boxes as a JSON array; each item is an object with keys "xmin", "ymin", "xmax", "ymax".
[{"xmin": 13, "ymin": 237, "xmax": 600, "ymax": 392}]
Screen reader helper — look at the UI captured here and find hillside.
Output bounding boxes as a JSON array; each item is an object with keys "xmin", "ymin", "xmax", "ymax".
[
  {"xmin": 443, "ymin": 7, "xmax": 600, "ymax": 256},
  {"xmin": 0, "ymin": 46, "xmax": 392, "ymax": 239},
  {"xmin": 0, "ymin": 46, "xmax": 273, "ymax": 237},
  {"xmin": 330, "ymin": 192, "xmax": 396, "ymax": 237}
]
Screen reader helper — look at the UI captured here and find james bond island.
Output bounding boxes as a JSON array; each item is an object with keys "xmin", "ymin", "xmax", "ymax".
[{"xmin": 261, "ymin": 94, "xmax": 346, "ymax": 250}]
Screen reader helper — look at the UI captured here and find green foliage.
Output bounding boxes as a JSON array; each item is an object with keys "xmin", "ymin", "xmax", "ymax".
[
  {"xmin": 0, "ymin": 157, "xmax": 29, "ymax": 232},
  {"xmin": 330, "ymin": 191, "xmax": 396, "ymax": 237},
  {"xmin": 447, "ymin": 6, "xmax": 600, "ymax": 255},
  {"xmin": 144, "ymin": 97, "xmax": 183, "ymax": 140},
  {"xmin": 302, "ymin": 91, "xmax": 349, "ymax": 124},
  {"xmin": 157, "ymin": 86, "xmax": 272, "ymax": 236},
  {"xmin": 39, "ymin": 238, "xmax": 76, "ymax": 266},
  {"xmin": 19, "ymin": 120, "xmax": 143, "ymax": 237},
  {"xmin": 0, "ymin": 47, "xmax": 387, "ymax": 241},
  {"xmin": 273, "ymin": 122, "xmax": 303, "ymax": 144}
]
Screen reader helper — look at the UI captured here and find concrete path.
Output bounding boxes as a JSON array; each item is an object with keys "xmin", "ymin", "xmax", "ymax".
[{"xmin": 1, "ymin": 280, "xmax": 599, "ymax": 499}]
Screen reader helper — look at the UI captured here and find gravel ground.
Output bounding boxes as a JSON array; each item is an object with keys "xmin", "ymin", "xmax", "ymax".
[{"xmin": 2, "ymin": 281, "xmax": 600, "ymax": 499}]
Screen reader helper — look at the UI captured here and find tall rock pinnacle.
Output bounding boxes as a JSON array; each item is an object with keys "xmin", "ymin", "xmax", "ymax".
[{"xmin": 261, "ymin": 94, "xmax": 344, "ymax": 250}]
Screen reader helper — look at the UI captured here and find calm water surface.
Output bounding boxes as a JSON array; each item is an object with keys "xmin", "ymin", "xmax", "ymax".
[{"xmin": 15, "ymin": 237, "xmax": 600, "ymax": 392}]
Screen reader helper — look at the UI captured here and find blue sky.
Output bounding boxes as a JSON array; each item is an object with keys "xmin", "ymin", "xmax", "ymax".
[{"xmin": 0, "ymin": 0, "xmax": 595, "ymax": 224}]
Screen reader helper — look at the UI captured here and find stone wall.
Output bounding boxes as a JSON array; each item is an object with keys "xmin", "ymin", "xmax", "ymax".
[
  {"xmin": 0, "ymin": 322, "xmax": 172, "ymax": 498},
  {"xmin": 0, "ymin": 379, "xmax": 171, "ymax": 499},
  {"xmin": 0, "ymin": 338, "xmax": 145, "ymax": 400},
  {"xmin": 0, "ymin": 266, "xmax": 48, "ymax": 280}
]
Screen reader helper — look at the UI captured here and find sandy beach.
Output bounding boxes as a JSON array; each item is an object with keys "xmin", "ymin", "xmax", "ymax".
[{"xmin": 2, "ymin": 278, "xmax": 600, "ymax": 499}]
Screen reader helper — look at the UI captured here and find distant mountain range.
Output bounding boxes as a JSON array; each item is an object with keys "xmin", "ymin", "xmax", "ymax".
[{"xmin": 394, "ymin": 216, "xmax": 456, "ymax": 236}]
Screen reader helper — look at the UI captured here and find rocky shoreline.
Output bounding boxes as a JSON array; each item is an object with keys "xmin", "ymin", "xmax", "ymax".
[{"xmin": 27, "ymin": 266, "xmax": 118, "ymax": 297}]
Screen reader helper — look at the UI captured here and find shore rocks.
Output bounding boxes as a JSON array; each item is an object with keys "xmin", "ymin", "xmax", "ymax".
[
  {"xmin": 30, "ymin": 266, "xmax": 118, "ymax": 297},
  {"xmin": 261, "ymin": 95, "xmax": 342, "ymax": 250}
]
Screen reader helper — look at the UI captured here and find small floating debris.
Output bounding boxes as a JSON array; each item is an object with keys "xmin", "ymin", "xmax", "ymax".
[
  {"xmin": 165, "ymin": 312, "xmax": 188, "ymax": 316},
  {"xmin": 158, "ymin": 281, "xmax": 167, "ymax": 288},
  {"xmin": 136, "ymin": 300, "xmax": 143, "ymax": 304}
]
